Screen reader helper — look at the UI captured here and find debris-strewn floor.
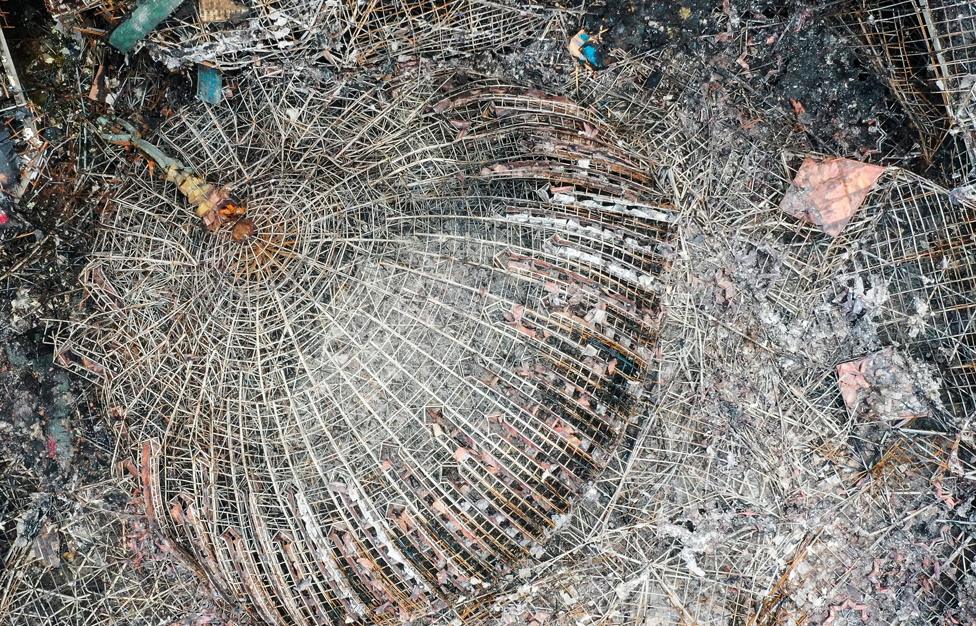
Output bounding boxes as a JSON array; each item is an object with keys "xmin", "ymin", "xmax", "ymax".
[{"xmin": 1, "ymin": 1, "xmax": 974, "ymax": 625}]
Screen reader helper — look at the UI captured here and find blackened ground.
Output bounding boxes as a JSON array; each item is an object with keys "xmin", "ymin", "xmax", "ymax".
[
  {"xmin": 737, "ymin": 3, "xmax": 919, "ymax": 165},
  {"xmin": 0, "ymin": 0, "xmax": 103, "ymax": 560},
  {"xmin": 581, "ymin": 0, "xmax": 920, "ymax": 166},
  {"xmin": 0, "ymin": 0, "xmax": 199, "ymax": 571},
  {"xmin": 581, "ymin": 0, "xmax": 721, "ymax": 52}
]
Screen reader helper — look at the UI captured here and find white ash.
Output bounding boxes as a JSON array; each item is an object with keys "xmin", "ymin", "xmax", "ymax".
[
  {"xmin": 657, "ymin": 523, "xmax": 721, "ymax": 578},
  {"xmin": 844, "ymin": 348, "xmax": 945, "ymax": 423},
  {"xmin": 9, "ymin": 288, "xmax": 41, "ymax": 333}
]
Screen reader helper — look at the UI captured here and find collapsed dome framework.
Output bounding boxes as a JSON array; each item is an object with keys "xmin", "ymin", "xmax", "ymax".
[
  {"xmin": 6, "ymin": 1, "xmax": 973, "ymax": 624},
  {"xmin": 54, "ymin": 71, "xmax": 680, "ymax": 624}
]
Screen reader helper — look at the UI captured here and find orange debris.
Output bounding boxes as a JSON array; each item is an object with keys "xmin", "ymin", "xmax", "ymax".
[
  {"xmin": 780, "ymin": 157, "xmax": 886, "ymax": 237},
  {"xmin": 836, "ymin": 357, "xmax": 871, "ymax": 410}
]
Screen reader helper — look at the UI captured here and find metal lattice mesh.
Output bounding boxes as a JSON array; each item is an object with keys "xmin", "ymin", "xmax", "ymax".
[
  {"xmin": 842, "ymin": 169, "xmax": 976, "ymax": 419},
  {"xmin": 840, "ymin": 0, "xmax": 976, "ymax": 174},
  {"xmin": 146, "ymin": 0, "xmax": 563, "ymax": 71},
  {"xmin": 52, "ymin": 71, "xmax": 678, "ymax": 624},
  {"xmin": 3, "ymin": 3, "xmax": 974, "ymax": 623}
]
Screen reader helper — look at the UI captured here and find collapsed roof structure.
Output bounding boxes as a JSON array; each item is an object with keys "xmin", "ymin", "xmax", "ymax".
[
  {"xmin": 1, "ymin": 0, "xmax": 975, "ymax": 624},
  {"xmin": 51, "ymin": 70, "xmax": 679, "ymax": 624}
]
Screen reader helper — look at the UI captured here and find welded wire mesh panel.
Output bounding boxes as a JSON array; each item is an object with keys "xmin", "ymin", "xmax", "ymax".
[
  {"xmin": 843, "ymin": 170, "xmax": 976, "ymax": 420},
  {"xmin": 839, "ymin": 0, "xmax": 976, "ymax": 168},
  {"xmin": 146, "ymin": 0, "xmax": 560, "ymax": 71},
  {"xmin": 54, "ymin": 70, "xmax": 677, "ymax": 624}
]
